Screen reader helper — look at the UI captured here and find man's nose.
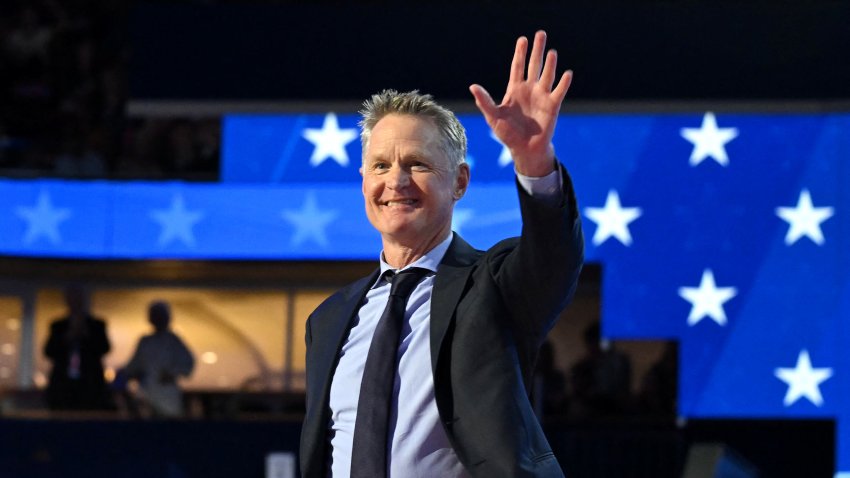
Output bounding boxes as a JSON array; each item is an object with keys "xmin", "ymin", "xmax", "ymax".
[{"xmin": 386, "ymin": 166, "xmax": 410, "ymax": 189}]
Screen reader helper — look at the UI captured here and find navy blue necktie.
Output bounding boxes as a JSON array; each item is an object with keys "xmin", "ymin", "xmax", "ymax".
[{"xmin": 350, "ymin": 267, "xmax": 429, "ymax": 478}]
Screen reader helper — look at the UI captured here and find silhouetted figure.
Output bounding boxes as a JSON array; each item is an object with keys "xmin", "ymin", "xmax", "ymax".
[
  {"xmin": 533, "ymin": 339, "xmax": 569, "ymax": 419},
  {"xmin": 638, "ymin": 341, "xmax": 678, "ymax": 417},
  {"xmin": 123, "ymin": 301, "xmax": 194, "ymax": 417},
  {"xmin": 570, "ymin": 321, "xmax": 632, "ymax": 418},
  {"xmin": 44, "ymin": 284, "xmax": 112, "ymax": 411}
]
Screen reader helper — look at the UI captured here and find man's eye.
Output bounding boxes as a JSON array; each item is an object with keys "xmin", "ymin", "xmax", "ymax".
[
  {"xmin": 373, "ymin": 163, "xmax": 389, "ymax": 170},
  {"xmin": 411, "ymin": 162, "xmax": 429, "ymax": 171}
]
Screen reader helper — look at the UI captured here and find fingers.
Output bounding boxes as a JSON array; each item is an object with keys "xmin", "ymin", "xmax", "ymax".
[
  {"xmin": 510, "ymin": 36, "xmax": 528, "ymax": 84},
  {"xmin": 516, "ymin": 30, "xmax": 565, "ymax": 94},
  {"xmin": 527, "ymin": 30, "xmax": 547, "ymax": 82},
  {"xmin": 469, "ymin": 84, "xmax": 498, "ymax": 119},
  {"xmin": 552, "ymin": 70, "xmax": 574, "ymax": 103},
  {"xmin": 501, "ymin": 31, "xmax": 572, "ymax": 103},
  {"xmin": 539, "ymin": 49, "xmax": 558, "ymax": 91}
]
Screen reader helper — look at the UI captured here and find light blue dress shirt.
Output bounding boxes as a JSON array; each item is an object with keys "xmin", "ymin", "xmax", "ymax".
[{"xmin": 327, "ymin": 168, "xmax": 562, "ymax": 477}]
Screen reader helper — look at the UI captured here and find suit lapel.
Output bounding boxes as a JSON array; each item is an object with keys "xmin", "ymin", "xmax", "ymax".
[
  {"xmin": 430, "ymin": 234, "xmax": 480, "ymax": 373},
  {"xmin": 312, "ymin": 270, "xmax": 379, "ymax": 400},
  {"xmin": 302, "ymin": 270, "xmax": 380, "ymax": 478}
]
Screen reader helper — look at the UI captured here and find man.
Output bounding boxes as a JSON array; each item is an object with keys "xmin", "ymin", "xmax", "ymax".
[
  {"xmin": 123, "ymin": 300, "xmax": 195, "ymax": 418},
  {"xmin": 44, "ymin": 284, "xmax": 112, "ymax": 411},
  {"xmin": 301, "ymin": 30, "xmax": 584, "ymax": 477}
]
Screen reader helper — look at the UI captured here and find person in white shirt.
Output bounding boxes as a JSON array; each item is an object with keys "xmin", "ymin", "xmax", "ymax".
[{"xmin": 124, "ymin": 300, "xmax": 195, "ymax": 418}]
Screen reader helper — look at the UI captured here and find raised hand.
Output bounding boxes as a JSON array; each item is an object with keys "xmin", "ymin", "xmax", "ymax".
[{"xmin": 469, "ymin": 30, "xmax": 572, "ymax": 177}]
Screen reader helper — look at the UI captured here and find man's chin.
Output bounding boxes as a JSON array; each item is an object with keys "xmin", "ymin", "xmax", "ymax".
[
  {"xmin": 380, "ymin": 226, "xmax": 418, "ymax": 241},
  {"xmin": 379, "ymin": 224, "xmax": 431, "ymax": 245}
]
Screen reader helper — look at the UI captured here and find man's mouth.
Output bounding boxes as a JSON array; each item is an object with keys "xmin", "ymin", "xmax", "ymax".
[{"xmin": 382, "ymin": 199, "xmax": 417, "ymax": 207}]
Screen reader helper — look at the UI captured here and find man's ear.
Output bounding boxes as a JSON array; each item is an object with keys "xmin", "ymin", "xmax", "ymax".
[{"xmin": 454, "ymin": 163, "xmax": 470, "ymax": 200}]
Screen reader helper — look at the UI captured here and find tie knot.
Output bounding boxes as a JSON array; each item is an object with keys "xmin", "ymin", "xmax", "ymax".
[{"xmin": 386, "ymin": 267, "xmax": 429, "ymax": 299}]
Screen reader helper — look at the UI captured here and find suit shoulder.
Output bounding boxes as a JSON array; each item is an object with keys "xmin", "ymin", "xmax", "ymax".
[
  {"xmin": 488, "ymin": 236, "xmax": 520, "ymax": 252},
  {"xmin": 482, "ymin": 236, "xmax": 520, "ymax": 262},
  {"xmin": 311, "ymin": 290, "xmax": 345, "ymax": 318},
  {"xmin": 309, "ymin": 273, "xmax": 375, "ymax": 320},
  {"xmin": 84, "ymin": 317, "xmax": 108, "ymax": 332}
]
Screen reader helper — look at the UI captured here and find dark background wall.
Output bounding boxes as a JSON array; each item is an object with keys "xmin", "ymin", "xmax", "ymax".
[
  {"xmin": 130, "ymin": 2, "xmax": 850, "ymax": 102},
  {"xmin": 0, "ymin": 418, "xmax": 834, "ymax": 478}
]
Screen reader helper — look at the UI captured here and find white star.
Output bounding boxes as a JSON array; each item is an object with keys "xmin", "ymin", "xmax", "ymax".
[
  {"xmin": 15, "ymin": 191, "xmax": 72, "ymax": 245},
  {"xmin": 490, "ymin": 132, "xmax": 512, "ymax": 167},
  {"xmin": 451, "ymin": 208, "xmax": 474, "ymax": 236},
  {"xmin": 149, "ymin": 195, "xmax": 205, "ymax": 247},
  {"xmin": 775, "ymin": 189, "xmax": 834, "ymax": 246},
  {"xmin": 680, "ymin": 112, "xmax": 739, "ymax": 166},
  {"xmin": 678, "ymin": 269, "xmax": 738, "ymax": 326},
  {"xmin": 281, "ymin": 192, "xmax": 338, "ymax": 247},
  {"xmin": 774, "ymin": 350, "xmax": 833, "ymax": 407},
  {"xmin": 302, "ymin": 113, "xmax": 358, "ymax": 167},
  {"xmin": 583, "ymin": 190, "xmax": 642, "ymax": 246}
]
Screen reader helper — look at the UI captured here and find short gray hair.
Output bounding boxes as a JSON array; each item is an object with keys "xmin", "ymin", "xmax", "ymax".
[{"xmin": 359, "ymin": 89, "xmax": 467, "ymax": 170}]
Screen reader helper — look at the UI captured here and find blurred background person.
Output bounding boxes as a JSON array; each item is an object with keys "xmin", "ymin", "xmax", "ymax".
[
  {"xmin": 44, "ymin": 284, "xmax": 112, "ymax": 411},
  {"xmin": 637, "ymin": 341, "xmax": 678, "ymax": 418},
  {"xmin": 570, "ymin": 321, "xmax": 633, "ymax": 419},
  {"xmin": 122, "ymin": 300, "xmax": 194, "ymax": 418}
]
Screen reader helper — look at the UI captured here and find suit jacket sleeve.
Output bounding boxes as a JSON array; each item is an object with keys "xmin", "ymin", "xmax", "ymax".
[{"xmin": 490, "ymin": 161, "xmax": 584, "ymax": 349}]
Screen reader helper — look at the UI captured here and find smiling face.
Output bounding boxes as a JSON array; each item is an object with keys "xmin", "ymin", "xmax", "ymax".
[{"xmin": 361, "ymin": 113, "xmax": 469, "ymax": 256}]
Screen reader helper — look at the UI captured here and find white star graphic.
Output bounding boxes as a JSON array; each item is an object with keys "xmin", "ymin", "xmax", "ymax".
[
  {"xmin": 678, "ymin": 269, "xmax": 738, "ymax": 326},
  {"xmin": 281, "ymin": 192, "xmax": 338, "ymax": 247},
  {"xmin": 451, "ymin": 208, "xmax": 474, "ymax": 236},
  {"xmin": 490, "ymin": 132, "xmax": 513, "ymax": 167},
  {"xmin": 149, "ymin": 195, "xmax": 205, "ymax": 247},
  {"xmin": 680, "ymin": 112, "xmax": 739, "ymax": 166},
  {"xmin": 583, "ymin": 190, "xmax": 642, "ymax": 246},
  {"xmin": 302, "ymin": 112, "xmax": 358, "ymax": 167},
  {"xmin": 775, "ymin": 189, "xmax": 834, "ymax": 246},
  {"xmin": 774, "ymin": 349, "xmax": 833, "ymax": 407},
  {"xmin": 15, "ymin": 191, "xmax": 72, "ymax": 245}
]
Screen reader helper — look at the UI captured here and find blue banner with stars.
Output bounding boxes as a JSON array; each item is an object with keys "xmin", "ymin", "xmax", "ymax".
[{"xmin": 3, "ymin": 110, "xmax": 850, "ymax": 475}]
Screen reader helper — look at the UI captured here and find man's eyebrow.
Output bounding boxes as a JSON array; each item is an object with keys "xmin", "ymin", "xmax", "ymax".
[
  {"xmin": 366, "ymin": 151, "xmax": 430, "ymax": 162},
  {"xmin": 403, "ymin": 152, "xmax": 426, "ymax": 161},
  {"xmin": 363, "ymin": 153, "xmax": 387, "ymax": 163}
]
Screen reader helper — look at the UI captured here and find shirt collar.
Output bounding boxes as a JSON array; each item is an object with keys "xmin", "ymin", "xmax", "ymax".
[{"xmin": 373, "ymin": 232, "xmax": 454, "ymax": 288}]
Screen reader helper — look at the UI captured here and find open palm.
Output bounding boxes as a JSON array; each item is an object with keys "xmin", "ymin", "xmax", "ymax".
[{"xmin": 470, "ymin": 31, "xmax": 572, "ymax": 177}]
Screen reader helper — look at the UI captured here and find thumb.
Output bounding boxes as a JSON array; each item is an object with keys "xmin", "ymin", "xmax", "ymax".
[{"xmin": 469, "ymin": 84, "xmax": 498, "ymax": 120}]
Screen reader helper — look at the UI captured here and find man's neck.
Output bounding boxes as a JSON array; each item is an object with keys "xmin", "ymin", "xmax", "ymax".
[{"xmin": 381, "ymin": 230, "xmax": 451, "ymax": 269}]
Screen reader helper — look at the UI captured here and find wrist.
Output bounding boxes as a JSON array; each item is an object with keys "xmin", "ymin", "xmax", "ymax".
[{"xmin": 511, "ymin": 144, "xmax": 556, "ymax": 177}]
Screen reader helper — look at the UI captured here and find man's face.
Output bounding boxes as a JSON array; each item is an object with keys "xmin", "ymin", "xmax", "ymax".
[
  {"xmin": 64, "ymin": 287, "xmax": 88, "ymax": 317},
  {"xmin": 361, "ymin": 114, "xmax": 468, "ymax": 248}
]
